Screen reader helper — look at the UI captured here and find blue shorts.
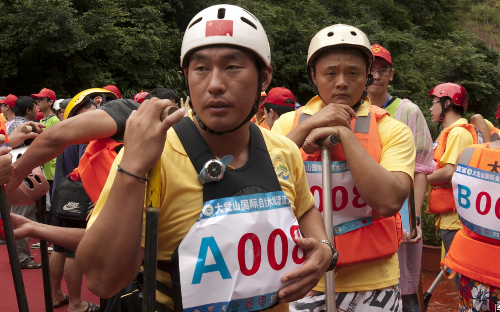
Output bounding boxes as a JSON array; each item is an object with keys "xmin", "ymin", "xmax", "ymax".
[{"xmin": 51, "ymin": 215, "xmax": 87, "ymax": 258}]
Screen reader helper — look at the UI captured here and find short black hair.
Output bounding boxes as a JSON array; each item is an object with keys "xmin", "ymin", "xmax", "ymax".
[
  {"xmin": 263, "ymin": 102, "xmax": 295, "ymax": 117},
  {"xmin": 146, "ymin": 88, "xmax": 176, "ymax": 101},
  {"xmin": 441, "ymin": 97, "xmax": 465, "ymax": 117},
  {"xmin": 14, "ymin": 96, "xmax": 35, "ymax": 117}
]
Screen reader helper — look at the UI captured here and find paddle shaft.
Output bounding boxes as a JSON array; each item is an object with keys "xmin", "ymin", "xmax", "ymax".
[
  {"xmin": 321, "ymin": 146, "xmax": 336, "ymax": 312},
  {"xmin": 143, "ymin": 105, "xmax": 177, "ymax": 311},
  {"xmin": 36, "ymin": 196, "xmax": 53, "ymax": 312},
  {"xmin": 0, "ymin": 186, "xmax": 30, "ymax": 311}
]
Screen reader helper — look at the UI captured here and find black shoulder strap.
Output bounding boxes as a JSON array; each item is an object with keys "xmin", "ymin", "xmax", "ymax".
[
  {"xmin": 172, "ymin": 117, "xmax": 281, "ymax": 202},
  {"xmin": 172, "ymin": 117, "xmax": 215, "ymax": 174},
  {"xmin": 56, "ymin": 151, "xmax": 65, "ymax": 187}
]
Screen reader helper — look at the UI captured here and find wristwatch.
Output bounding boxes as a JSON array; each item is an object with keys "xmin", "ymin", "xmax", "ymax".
[
  {"xmin": 198, "ymin": 155, "xmax": 233, "ymax": 184},
  {"xmin": 319, "ymin": 239, "xmax": 339, "ymax": 272},
  {"xmin": 415, "ymin": 216, "xmax": 421, "ymax": 227}
]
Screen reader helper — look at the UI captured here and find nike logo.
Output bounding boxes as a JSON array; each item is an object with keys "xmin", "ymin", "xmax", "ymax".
[{"xmin": 63, "ymin": 202, "xmax": 82, "ymax": 213}]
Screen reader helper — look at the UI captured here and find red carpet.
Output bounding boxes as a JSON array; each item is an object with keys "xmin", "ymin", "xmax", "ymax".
[
  {"xmin": 0, "ymin": 238, "xmax": 100, "ymax": 312},
  {"xmin": 1, "ymin": 239, "xmax": 458, "ymax": 311}
]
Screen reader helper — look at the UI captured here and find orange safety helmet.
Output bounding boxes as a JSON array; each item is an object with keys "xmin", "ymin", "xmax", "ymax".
[{"xmin": 428, "ymin": 83, "xmax": 468, "ymax": 111}]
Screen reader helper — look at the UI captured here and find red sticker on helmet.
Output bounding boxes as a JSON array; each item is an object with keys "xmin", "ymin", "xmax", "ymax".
[{"xmin": 205, "ymin": 20, "xmax": 233, "ymax": 37}]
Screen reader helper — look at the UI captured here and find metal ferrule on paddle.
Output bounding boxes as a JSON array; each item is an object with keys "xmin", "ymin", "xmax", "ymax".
[{"xmin": 143, "ymin": 105, "xmax": 178, "ymax": 312}]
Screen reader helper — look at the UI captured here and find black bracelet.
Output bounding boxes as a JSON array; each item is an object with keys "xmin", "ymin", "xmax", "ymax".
[{"xmin": 117, "ymin": 165, "xmax": 149, "ymax": 182}]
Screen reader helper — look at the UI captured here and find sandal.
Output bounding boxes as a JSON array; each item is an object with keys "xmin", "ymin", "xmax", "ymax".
[
  {"xmin": 53, "ymin": 294, "xmax": 69, "ymax": 308},
  {"xmin": 83, "ymin": 302, "xmax": 100, "ymax": 312},
  {"xmin": 20, "ymin": 260, "xmax": 42, "ymax": 269}
]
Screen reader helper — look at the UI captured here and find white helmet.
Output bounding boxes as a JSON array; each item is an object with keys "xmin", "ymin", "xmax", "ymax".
[
  {"xmin": 53, "ymin": 99, "xmax": 64, "ymax": 111},
  {"xmin": 180, "ymin": 4, "xmax": 271, "ymax": 68},
  {"xmin": 10, "ymin": 146, "xmax": 28, "ymax": 163},
  {"xmin": 307, "ymin": 24, "xmax": 373, "ymax": 69}
]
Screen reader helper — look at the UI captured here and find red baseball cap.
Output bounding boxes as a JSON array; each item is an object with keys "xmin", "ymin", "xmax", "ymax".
[
  {"xmin": 30, "ymin": 88, "xmax": 56, "ymax": 102},
  {"xmin": 0, "ymin": 94, "xmax": 18, "ymax": 108},
  {"xmin": 371, "ymin": 43, "xmax": 392, "ymax": 66},
  {"xmin": 496, "ymin": 102, "xmax": 500, "ymax": 119},
  {"xmin": 264, "ymin": 87, "xmax": 295, "ymax": 108},
  {"xmin": 103, "ymin": 85, "xmax": 121, "ymax": 99}
]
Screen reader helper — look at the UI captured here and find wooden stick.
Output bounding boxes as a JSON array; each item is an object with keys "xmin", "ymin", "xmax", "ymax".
[
  {"xmin": 21, "ymin": 125, "xmax": 43, "ymax": 134},
  {"xmin": 160, "ymin": 106, "xmax": 179, "ymax": 121}
]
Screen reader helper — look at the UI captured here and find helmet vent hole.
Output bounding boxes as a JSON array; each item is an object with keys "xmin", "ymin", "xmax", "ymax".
[
  {"xmin": 241, "ymin": 17, "xmax": 257, "ymax": 30},
  {"xmin": 242, "ymin": 9, "xmax": 258, "ymax": 21},
  {"xmin": 23, "ymin": 178, "xmax": 34, "ymax": 190},
  {"xmin": 217, "ymin": 8, "xmax": 225, "ymax": 19},
  {"xmin": 188, "ymin": 17, "xmax": 202, "ymax": 29},
  {"xmin": 327, "ymin": 32, "xmax": 334, "ymax": 37},
  {"xmin": 350, "ymin": 31, "xmax": 357, "ymax": 36},
  {"xmin": 34, "ymin": 175, "xmax": 42, "ymax": 183}
]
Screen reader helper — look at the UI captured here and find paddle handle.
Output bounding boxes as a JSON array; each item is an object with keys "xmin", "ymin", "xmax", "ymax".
[
  {"xmin": 160, "ymin": 106, "xmax": 179, "ymax": 121},
  {"xmin": 21, "ymin": 125, "xmax": 43, "ymax": 134},
  {"xmin": 0, "ymin": 134, "xmax": 5, "ymax": 144}
]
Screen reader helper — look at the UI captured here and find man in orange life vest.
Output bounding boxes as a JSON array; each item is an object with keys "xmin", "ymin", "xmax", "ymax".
[
  {"xmin": 443, "ymin": 140, "xmax": 500, "ymax": 310},
  {"xmin": 426, "ymin": 83, "xmax": 480, "ymax": 290},
  {"xmin": 251, "ymin": 91, "xmax": 270, "ymax": 130},
  {"xmin": 272, "ymin": 24, "xmax": 415, "ymax": 312}
]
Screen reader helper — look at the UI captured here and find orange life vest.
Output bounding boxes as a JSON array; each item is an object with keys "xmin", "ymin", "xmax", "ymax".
[
  {"xmin": 442, "ymin": 143, "xmax": 500, "ymax": 287},
  {"xmin": 251, "ymin": 115, "xmax": 270, "ymax": 130},
  {"xmin": 0, "ymin": 118, "xmax": 9, "ymax": 144},
  {"xmin": 70, "ymin": 138, "xmax": 123, "ymax": 203},
  {"xmin": 429, "ymin": 124, "xmax": 478, "ymax": 214},
  {"xmin": 292, "ymin": 105, "xmax": 403, "ymax": 267}
]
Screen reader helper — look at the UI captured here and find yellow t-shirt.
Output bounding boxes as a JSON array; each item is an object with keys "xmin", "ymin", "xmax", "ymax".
[
  {"xmin": 88, "ymin": 116, "xmax": 315, "ymax": 312},
  {"xmin": 272, "ymin": 96, "xmax": 416, "ymax": 293},
  {"xmin": 485, "ymin": 119, "xmax": 500, "ymax": 137},
  {"xmin": 437, "ymin": 118, "xmax": 473, "ymax": 230}
]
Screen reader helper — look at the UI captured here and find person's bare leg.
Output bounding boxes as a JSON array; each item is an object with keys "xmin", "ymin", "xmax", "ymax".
[
  {"xmin": 50, "ymin": 251, "xmax": 67, "ymax": 305},
  {"xmin": 65, "ymin": 257, "xmax": 94, "ymax": 312}
]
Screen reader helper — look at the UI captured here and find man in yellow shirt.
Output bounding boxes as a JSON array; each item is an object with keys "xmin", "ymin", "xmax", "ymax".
[
  {"xmin": 77, "ymin": 5, "xmax": 334, "ymax": 312},
  {"xmin": 427, "ymin": 83, "xmax": 479, "ymax": 290},
  {"xmin": 272, "ymin": 25, "xmax": 415, "ymax": 312},
  {"xmin": 470, "ymin": 103, "xmax": 500, "ymax": 142}
]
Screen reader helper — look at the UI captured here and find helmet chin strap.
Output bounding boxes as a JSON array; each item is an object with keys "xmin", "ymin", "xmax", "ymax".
[
  {"xmin": 185, "ymin": 69, "xmax": 262, "ymax": 135},
  {"xmin": 436, "ymin": 98, "xmax": 450, "ymax": 132}
]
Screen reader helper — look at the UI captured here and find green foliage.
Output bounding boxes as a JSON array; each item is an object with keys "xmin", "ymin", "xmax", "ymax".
[
  {"xmin": 0, "ymin": 0, "xmax": 500, "ymax": 126},
  {"xmin": 422, "ymin": 212, "xmax": 442, "ymax": 246}
]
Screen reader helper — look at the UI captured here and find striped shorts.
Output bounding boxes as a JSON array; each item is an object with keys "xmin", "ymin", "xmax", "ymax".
[{"xmin": 290, "ymin": 284, "xmax": 402, "ymax": 312}]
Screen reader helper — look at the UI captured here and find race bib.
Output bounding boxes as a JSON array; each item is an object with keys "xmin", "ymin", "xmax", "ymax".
[
  {"xmin": 178, "ymin": 191, "xmax": 305, "ymax": 312},
  {"xmin": 305, "ymin": 160, "xmax": 372, "ymax": 235},
  {"xmin": 453, "ymin": 164, "xmax": 500, "ymax": 240}
]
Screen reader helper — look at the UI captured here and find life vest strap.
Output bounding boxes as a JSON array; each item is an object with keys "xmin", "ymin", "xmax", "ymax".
[
  {"xmin": 298, "ymin": 112, "xmax": 311, "ymax": 125},
  {"xmin": 458, "ymin": 147, "xmax": 475, "ymax": 166},
  {"xmin": 353, "ymin": 113, "xmax": 371, "ymax": 134}
]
